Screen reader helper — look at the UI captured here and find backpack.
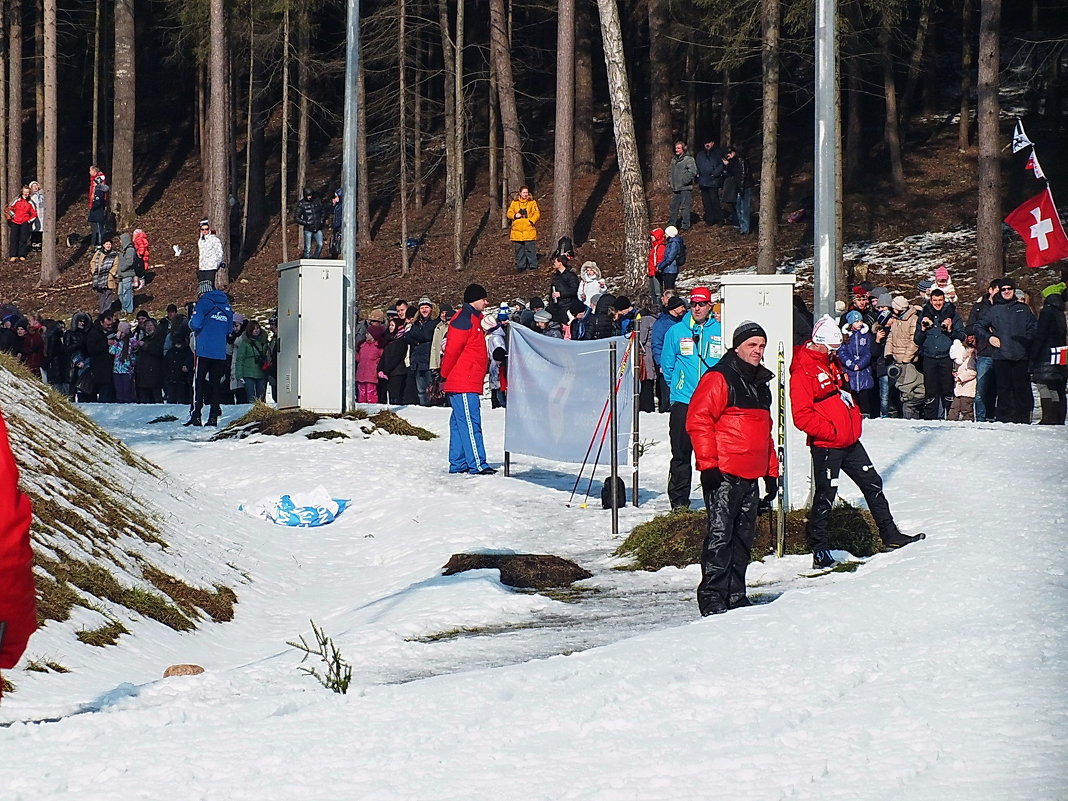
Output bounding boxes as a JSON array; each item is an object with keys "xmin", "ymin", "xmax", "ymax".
[
  {"xmin": 675, "ymin": 237, "xmax": 687, "ymax": 267},
  {"xmin": 600, "ymin": 476, "xmax": 627, "ymax": 509}
]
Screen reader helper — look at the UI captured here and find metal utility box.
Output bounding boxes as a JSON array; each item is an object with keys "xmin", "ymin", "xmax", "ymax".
[{"xmin": 276, "ymin": 260, "xmax": 344, "ymax": 413}]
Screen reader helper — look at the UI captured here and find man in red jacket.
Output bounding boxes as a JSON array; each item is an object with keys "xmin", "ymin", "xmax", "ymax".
[
  {"xmin": 791, "ymin": 315, "xmax": 924, "ymax": 569},
  {"xmin": 0, "ymin": 409, "xmax": 36, "ymax": 698},
  {"xmin": 687, "ymin": 320, "xmax": 778, "ymax": 615},
  {"xmin": 441, "ymin": 283, "xmax": 496, "ymax": 475}
]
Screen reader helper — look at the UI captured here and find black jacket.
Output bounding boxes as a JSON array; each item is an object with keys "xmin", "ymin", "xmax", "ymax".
[
  {"xmin": 975, "ymin": 295, "xmax": 1038, "ymax": 361},
  {"xmin": 550, "ymin": 267, "xmax": 581, "ymax": 308},
  {"xmin": 85, "ymin": 322, "xmax": 114, "ymax": 387},
  {"xmin": 1031, "ymin": 293, "xmax": 1067, "ymax": 382},
  {"xmin": 379, "ymin": 334, "xmax": 409, "ymax": 377},
  {"xmin": 405, "ymin": 316, "xmax": 439, "ymax": 371},
  {"xmin": 295, "ymin": 195, "xmax": 325, "ymax": 232},
  {"xmin": 913, "ymin": 301, "xmax": 964, "ymax": 359},
  {"xmin": 585, "ymin": 294, "xmax": 618, "ymax": 341},
  {"xmin": 135, "ymin": 331, "xmax": 166, "ymax": 390},
  {"xmin": 695, "ymin": 147, "xmax": 725, "ymax": 189}
]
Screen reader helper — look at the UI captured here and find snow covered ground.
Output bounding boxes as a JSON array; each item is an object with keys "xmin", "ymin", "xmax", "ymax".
[{"xmin": 2, "ymin": 402, "xmax": 1067, "ymax": 800}]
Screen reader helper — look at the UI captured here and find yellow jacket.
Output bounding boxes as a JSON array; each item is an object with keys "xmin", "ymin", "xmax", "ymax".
[{"xmin": 506, "ymin": 197, "xmax": 540, "ymax": 242}]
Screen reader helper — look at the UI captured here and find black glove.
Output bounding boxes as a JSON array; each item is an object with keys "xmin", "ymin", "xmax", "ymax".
[
  {"xmin": 758, "ymin": 475, "xmax": 779, "ymax": 513},
  {"xmin": 701, "ymin": 468, "xmax": 722, "ymax": 493},
  {"xmin": 430, "ymin": 369, "xmax": 442, "ymax": 383}
]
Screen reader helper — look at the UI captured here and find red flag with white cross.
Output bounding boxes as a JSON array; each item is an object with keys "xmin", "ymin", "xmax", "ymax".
[{"xmin": 1004, "ymin": 188, "xmax": 1068, "ymax": 268}]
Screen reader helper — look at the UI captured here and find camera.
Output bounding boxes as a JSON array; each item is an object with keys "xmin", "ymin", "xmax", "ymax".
[
  {"xmin": 887, "ymin": 363, "xmax": 903, "ymax": 381},
  {"xmin": 921, "ymin": 319, "xmax": 933, "ymax": 330},
  {"xmin": 518, "ymin": 208, "xmax": 527, "ymax": 218}
]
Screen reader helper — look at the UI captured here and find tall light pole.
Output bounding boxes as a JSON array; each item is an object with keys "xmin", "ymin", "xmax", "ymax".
[
  {"xmin": 813, "ymin": 0, "xmax": 838, "ymax": 318},
  {"xmin": 341, "ymin": 0, "xmax": 361, "ymax": 411}
]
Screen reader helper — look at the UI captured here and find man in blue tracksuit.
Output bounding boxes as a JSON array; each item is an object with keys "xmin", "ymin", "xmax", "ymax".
[
  {"xmin": 650, "ymin": 292, "xmax": 687, "ymax": 413},
  {"xmin": 186, "ymin": 281, "xmax": 234, "ymax": 427},
  {"xmin": 659, "ymin": 286, "xmax": 722, "ymax": 509}
]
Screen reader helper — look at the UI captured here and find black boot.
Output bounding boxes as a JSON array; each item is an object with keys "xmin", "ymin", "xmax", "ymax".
[
  {"xmin": 183, "ymin": 414, "xmax": 202, "ymax": 427},
  {"xmin": 698, "ymin": 591, "xmax": 729, "ymax": 616},
  {"xmin": 812, "ymin": 549, "xmax": 838, "ymax": 569},
  {"xmin": 205, "ymin": 414, "xmax": 219, "ymax": 427},
  {"xmin": 881, "ymin": 531, "xmax": 926, "ymax": 551},
  {"xmin": 1039, "ymin": 399, "xmax": 1054, "ymax": 425},
  {"xmin": 728, "ymin": 593, "xmax": 752, "ymax": 609}
]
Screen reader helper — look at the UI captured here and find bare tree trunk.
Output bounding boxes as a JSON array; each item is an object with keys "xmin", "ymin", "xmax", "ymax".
[
  {"xmin": 488, "ymin": 53, "xmax": 498, "ymax": 211},
  {"xmin": 756, "ymin": 0, "xmax": 780, "ymax": 275},
  {"xmin": 976, "ymin": 0, "xmax": 1002, "ymax": 286},
  {"xmin": 111, "ymin": 0, "xmax": 135, "ymax": 231},
  {"xmin": 899, "ymin": 1, "xmax": 931, "ymax": 138},
  {"xmin": 844, "ymin": 56, "xmax": 863, "ymax": 189},
  {"xmin": 413, "ymin": 30, "xmax": 423, "ymax": 211},
  {"xmin": 40, "ymin": 0, "xmax": 57, "ymax": 285},
  {"xmin": 488, "ymin": 0, "xmax": 523, "ymax": 191},
  {"xmin": 879, "ymin": 20, "xmax": 906, "ymax": 196},
  {"xmin": 437, "ymin": 0, "xmax": 457, "ymax": 208},
  {"xmin": 552, "ymin": 0, "xmax": 575, "ymax": 246},
  {"xmin": 281, "ymin": 7, "xmax": 290, "ymax": 262},
  {"xmin": 720, "ymin": 70, "xmax": 733, "ymax": 145},
  {"xmin": 595, "ymin": 0, "xmax": 649, "ymax": 287},
  {"xmin": 959, "ymin": 0, "xmax": 973, "ymax": 149},
  {"xmin": 356, "ymin": 60, "xmax": 371, "ymax": 253},
  {"xmin": 648, "ymin": 0, "xmax": 672, "ymax": 193},
  {"xmin": 92, "ymin": 0, "xmax": 101, "ymax": 164},
  {"xmin": 240, "ymin": 7, "xmax": 254, "ymax": 262},
  {"xmin": 685, "ymin": 46, "xmax": 697, "ymax": 147},
  {"xmin": 35, "ymin": 0, "xmax": 43, "ymax": 177},
  {"xmin": 200, "ymin": 63, "xmax": 210, "ymax": 219},
  {"xmin": 399, "ymin": 0, "xmax": 410, "ymax": 274},
  {"xmin": 452, "ymin": 0, "xmax": 465, "ymax": 270},
  {"xmin": 8, "ymin": 0, "xmax": 23, "ymax": 202},
  {"xmin": 574, "ymin": 0, "xmax": 595, "ymax": 175},
  {"xmin": 296, "ymin": 1, "xmax": 310, "ymax": 194},
  {"xmin": 209, "ymin": 0, "xmax": 229, "ymax": 285}
]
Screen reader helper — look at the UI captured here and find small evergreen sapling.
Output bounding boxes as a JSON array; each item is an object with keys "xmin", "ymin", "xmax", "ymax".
[{"xmin": 287, "ymin": 620, "xmax": 352, "ymax": 695}]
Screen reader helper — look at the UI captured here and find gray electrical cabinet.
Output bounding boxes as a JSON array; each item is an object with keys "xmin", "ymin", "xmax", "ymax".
[{"xmin": 276, "ymin": 260, "xmax": 344, "ymax": 413}]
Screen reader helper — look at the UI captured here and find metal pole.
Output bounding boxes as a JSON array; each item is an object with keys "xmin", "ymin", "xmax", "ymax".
[
  {"xmin": 631, "ymin": 326, "xmax": 640, "ymax": 508},
  {"xmin": 609, "ymin": 341, "xmax": 619, "ymax": 537},
  {"xmin": 504, "ymin": 451, "xmax": 511, "ymax": 477},
  {"xmin": 341, "ymin": 0, "xmax": 361, "ymax": 412},
  {"xmin": 813, "ymin": 0, "xmax": 838, "ymax": 319}
]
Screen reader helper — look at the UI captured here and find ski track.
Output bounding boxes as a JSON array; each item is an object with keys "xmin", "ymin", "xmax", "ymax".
[{"xmin": 1, "ymin": 403, "xmax": 1066, "ymax": 800}]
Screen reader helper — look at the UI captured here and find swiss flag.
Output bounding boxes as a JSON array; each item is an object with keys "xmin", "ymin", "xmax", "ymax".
[{"xmin": 1004, "ymin": 188, "xmax": 1068, "ymax": 268}]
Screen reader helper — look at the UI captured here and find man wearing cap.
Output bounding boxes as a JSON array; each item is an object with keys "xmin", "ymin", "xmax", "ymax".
[
  {"xmin": 839, "ymin": 286, "xmax": 876, "ymax": 330},
  {"xmin": 687, "ymin": 321, "xmax": 778, "ymax": 615},
  {"xmin": 792, "ymin": 315, "xmax": 925, "ymax": 568},
  {"xmin": 973, "ymin": 277, "xmax": 1038, "ymax": 424},
  {"xmin": 659, "ymin": 286, "xmax": 723, "ymax": 510},
  {"xmin": 651, "ymin": 291, "xmax": 687, "ymax": 413},
  {"xmin": 966, "ymin": 280, "xmax": 1001, "ymax": 421},
  {"xmin": 441, "ymin": 284, "xmax": 496, "ymax": 474},
  {"xmin": 185, "ymin": 281, "xmax": 234, "ymax": 427},
  {"xmin": 196, "ymin": 220, "xmax": 223, "ymax": 289},
  {"xmin": 695, "ymin": 138, "xmax": 725, "ymax": 226},
  {"xmin": 668, "ymin": 141, "xmax": 698, "ymax": 231},
  {"xmin": 405, "ymin": 297, "xmax": 439, "ymax": 406},
  {"xmin": 610, "ymin": 296, "xmax": 637, "ymax": 337},
  {"xmin": 294, "ymin": 187, "xmax": 325, "ymax": 258}
]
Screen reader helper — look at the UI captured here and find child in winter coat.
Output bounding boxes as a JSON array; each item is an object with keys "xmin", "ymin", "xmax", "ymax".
[
  {"xmin": 109, "ymin": 321, "xmax": 138, "ymax": 403},
  {"xmin": 578, "ymin": 261, "xmax": 607, "ymax": 308},
  {"xmin": 931, "ymin": 265, "xmax": 958, "ymax": 304},
  {"xmin": 356, "ymin": 323, "xmax": 386, "ymax": 403},
  {"xmin": 948, "ymin": 337, "xmax": 977, "ymax": 421},
  {"xmin": 840, "ymin": 310, "xmax": 877, "ymax": 417}
]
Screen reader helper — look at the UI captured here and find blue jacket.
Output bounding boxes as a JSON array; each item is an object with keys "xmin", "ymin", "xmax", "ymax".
[
  {"xmin": 656, "ymin": 237, "xmax": 681, "ymax": 274},
  {"xmin": 660, "ymin": 313, "xmax": 722, "ymax": 404},
  {"xmin": 651, "ymin": 308, "xmax": 682, "ymax": 366},
  {"xmin": 913, "ymin": 301, "xmax": 964, "ymax": 359},
  {"xmin": 840, "ymin": 326, "xmax": 875, "ymax": 392},
  {"xmin": 189, "ymin": 290, "xmax": 234, "ymax": 360}
]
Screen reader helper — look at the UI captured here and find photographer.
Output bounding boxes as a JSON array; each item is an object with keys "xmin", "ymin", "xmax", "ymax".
[
  {"xmin": 913, "ymin": 289, "xmax": 964, "ymax": 419},
  {"xmin": 506, "ymin": 186, "xmax": 541, "ymax": 272}
]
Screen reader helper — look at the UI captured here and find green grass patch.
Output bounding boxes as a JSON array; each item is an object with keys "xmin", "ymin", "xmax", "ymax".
[
  {"xmin": 213, "ymin": 401, "xmax": 432, "ymax": 441},
  {"xmin": 367, "ymin": 410, "xmax": 437, "ymax": 440},
  {"xmin": 1, "ymin": 676, "xmax": 15, "ymax": 694},
  {"xmin": 306, "ymin": 430, "xmax": 350, "ymax": 441},
  {"xmin": 76, "ymin": 619, "xmax": 129, "ymax": 647},
  {"xmin": 121, "ymin": 587, "xmax": 196, "ymax": 631},
  {"xmin": 33, "ymin": 573, "xmax": 85, "ymax": 624},
  {"xmin": 615, "ymin": 500, "xmax": 880, "ymax": 571},
  {"xmin": 24, "ymin": 660, "xmax": 72, "ymax": 674},
  {"xmin": 142, "ymin": 564, "xmax": 237, "ymax": 623}
]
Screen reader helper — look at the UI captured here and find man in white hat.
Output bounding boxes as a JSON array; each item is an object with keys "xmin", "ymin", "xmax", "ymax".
[{"xmin": 790, "ymin": 315, "xmax": 925, "ymax": 569}]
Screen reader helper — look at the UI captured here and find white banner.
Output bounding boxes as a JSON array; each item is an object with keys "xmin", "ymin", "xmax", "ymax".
[{"xmin": 505, "ymin": 324, "xmax": 634, "ymax": 465}]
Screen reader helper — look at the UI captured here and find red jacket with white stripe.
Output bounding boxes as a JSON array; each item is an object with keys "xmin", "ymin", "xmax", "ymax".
[
  {"xmin": 0, "ymin": 411, "xmax": 36, "ymax": 683},
  {"xmin": 441, "ymin": 304, "xmax": 488, "ymax": 394},
  {"xmin": 789, "ymin": 342, "xmax": 863, "ymax": 449}
]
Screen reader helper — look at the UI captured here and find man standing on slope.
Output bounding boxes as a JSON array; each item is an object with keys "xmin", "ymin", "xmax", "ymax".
[
  {"xmin": 0, "ymin": 409, "xmax": 36, "ymax": 700},
  {"xmin": 659, "ymin": 286, "xmax": 723, "ymax": 510},
  {"xmin": 185, "ymin": 281, "xmax": 234, "ymax": 427},
  {"xmin": 441, "ymin": 283, "xmax": 496, "ymax": 475},
  {"xmin": 791, "ymin": 315, "xmax": 925, "ymax": 569},
  {"xmin": 687, "ymin": 321, "xmax": 778, "ymax": 615}
]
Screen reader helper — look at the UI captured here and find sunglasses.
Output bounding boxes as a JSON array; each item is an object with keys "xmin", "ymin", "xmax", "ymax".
[
  {"xmin": 999, "ymin": 286, "xmax": 1014, "ymax": 292},
  {"xmin": 692, "ymin": 300, "xmax": 711, "ymax": 307}
]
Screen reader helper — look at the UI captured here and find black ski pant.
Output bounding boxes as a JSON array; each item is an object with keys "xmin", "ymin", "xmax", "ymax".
[
  {"xmin": 700, "ymin": 186, "xmax": 723, "ymax": 224},
  {"xmin": 192, "ymin": 355, "xmax": 227, "ymax": 421},
  {"xmin": 994, "ymin": 359, "xmax": 1033, "ymax": 424},
  {"xmin": 667, "ymin": 402, "xmax": 693, "ymax": 509},
  {"xmin": 922, "ymin": 356, "xmax": 954, "ymax": 420},
  {"xmin": 697, "ymin": 473, "xmax": 758, "ymax": 615},
  {"xmin": 807, "ymin": 441, "xmax": 899, "ymax": 551}
]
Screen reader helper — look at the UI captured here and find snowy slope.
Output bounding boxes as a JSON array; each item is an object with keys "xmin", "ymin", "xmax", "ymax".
[{"xmin": 1, "ymin": 402, "xmax": 1066, "ymax": 800}]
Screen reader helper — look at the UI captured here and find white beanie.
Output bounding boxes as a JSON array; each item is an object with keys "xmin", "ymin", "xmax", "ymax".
[
  {"xmin": 664, "ymin": 225, "xmax": 679, "ymax": 238},
  {"xmin": 811, "ymin": 314, "xmax": 844, "ymax": 347}
]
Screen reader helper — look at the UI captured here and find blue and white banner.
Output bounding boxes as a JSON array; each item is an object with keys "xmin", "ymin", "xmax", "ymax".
[{"xmin": 505, "ymin": 324, "xmax": 634, "ymax": 465}]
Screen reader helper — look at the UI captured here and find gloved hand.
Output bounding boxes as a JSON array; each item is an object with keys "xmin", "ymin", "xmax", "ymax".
[
  {"xmin": 839, "ymin": 389, "xmax": 855, "ymax": 408},
  {"xmin": 701, "ymin": 468, "xmax": 722, "ymax": 493},
  {"xmin": 759, "ymin": 475, "xmax": 779, "ymax": 513},
  {"xmin": 430, "ymin": 369, "xmax": 441, "ymax": 383}
]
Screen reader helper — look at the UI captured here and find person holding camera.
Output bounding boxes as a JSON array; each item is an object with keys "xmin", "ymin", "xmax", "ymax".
[
  {"xmin": 913, "ymin": 288, "xmax": 965, "ymax": 420},
  {"xmin": 507, "ymin": 186, "xmax": 541, "ymax": 272}
]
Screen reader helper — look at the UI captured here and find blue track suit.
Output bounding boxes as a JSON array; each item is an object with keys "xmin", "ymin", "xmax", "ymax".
[{"xmin": 448, "ymin": 392, "xmax": 490, "ymax": 473}]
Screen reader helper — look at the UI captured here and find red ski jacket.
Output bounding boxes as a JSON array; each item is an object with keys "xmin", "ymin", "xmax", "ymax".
[
  {"xmin": 789, "ymin": 342, "xmax": 863, "ymax": 449},
  {"xmin": 687, "ymin": 350, "xmax": 779, "ymax": 480},
  {"xmin": 0, "ymin": 410, "xmax": 36, "ymax": 685},
  {"xmin": 647, "ymin": 229, "xmax": 666, "ymax": 277},
  {"xmin": 6, "ymin": 197, "xmax": 37, "ymax": 226},
  {"xmin": 441, "ymin": 304, "xmax": 488, "ymax": 394}
]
